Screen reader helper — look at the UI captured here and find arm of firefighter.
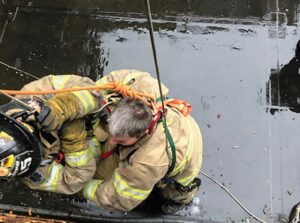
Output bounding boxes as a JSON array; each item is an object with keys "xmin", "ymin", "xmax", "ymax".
[
  {"xmin": 96, "ymin": 69, "xmax": 169, "ymax": 100},
  {"xmin": 19, "ymin": 74, "xmax": 97, "ymax": 100},
  {"xmin": 22, "ymin": 119, "xmax": 99, "ymax": 194},
  {"xmin": 82, "ymin": 162, "xmax": 168, "ymax": 211},
  {"xmin": 17, "ymin": 75, "xmax": 55, "ymax": 101},
  {"xmin": 37, "ymin": 90, "xmax": 101, "ymax": 132},
  {"xmin": 28, "ymin": 74, "xmax": 102, "ymax": 132}
]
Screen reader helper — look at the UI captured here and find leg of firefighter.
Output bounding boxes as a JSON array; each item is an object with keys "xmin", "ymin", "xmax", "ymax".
[
  {"xmin": 160, "ymin": 178, "xmax": 201, "ymax": 214},
  {"xmin": 93, "ymin": 141, "xmax": 119, "ymax": 181}
]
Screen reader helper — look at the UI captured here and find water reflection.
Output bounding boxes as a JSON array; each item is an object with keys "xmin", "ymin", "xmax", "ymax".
[
  {"xmin": 267, "ymin": 39, "xmax": 300, "ymax": 114},
  {"xmin": 266, "ymin": 12, "xmax": 288, "ymax": 38},
  {"xmin": 3, "ymin": 0, "xmax": 300, "ymax": 24},
  {"xmin": 0, "ymin": 11, "xmax": 109, "ymax": 82}
]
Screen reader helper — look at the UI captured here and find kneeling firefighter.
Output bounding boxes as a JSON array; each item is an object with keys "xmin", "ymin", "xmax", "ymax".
[
  {"xmin": 35, "ymin": 69, "xmax": 203, "ymax": 214},
  {"xmin": 0, "ymin": 74, "xmax": 102, "ymax": 194}
]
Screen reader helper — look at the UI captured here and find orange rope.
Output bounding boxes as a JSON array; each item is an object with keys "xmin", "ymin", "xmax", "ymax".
[{"xmin": 0, "ymin": 82, "xmax": 155, "ymax": 106}]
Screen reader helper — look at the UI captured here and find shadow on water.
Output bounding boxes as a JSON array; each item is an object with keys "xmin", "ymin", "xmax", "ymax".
[{"xmin": 267, "ymin": 40, "xmax": 300, "ymax": 114}]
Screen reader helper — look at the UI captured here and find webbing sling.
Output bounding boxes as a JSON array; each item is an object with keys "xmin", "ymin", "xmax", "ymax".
[
  {"xmin": 156, "ymin": 97, "xmax": 176, "ymax": 174},
  {"xmin": 161, "ymin": 117, "xmax": 176, "ymax": 174}
]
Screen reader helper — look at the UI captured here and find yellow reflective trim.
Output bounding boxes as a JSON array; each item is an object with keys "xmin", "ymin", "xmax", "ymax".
[
  {"xmin": 64, "ymin": 149, "xmax": 91, "ymax": 167},
  {"xmin": 168, "ymin": 120, "xmax": 194, "ymax": 177},
  {"xmin": 83, "ymin": 179, "xmax": 103, "ymax": 201},
  {"xmin": 41, "ymin": 162, "xmax": 63, "ymax": 192},
  {"xmin": 3, "ymin": 154, "xmax": 15, "ymax": 168},
  {"xmin": 177, "ymin": 126, "xmax": 202, "ymax": 186},
  {"xmin": 72, "ymin": 90, "xmax": 95, "ymax": 114},
  {"xmin": 0, "ymin": 131, "xmax": 13, "ymax": 142},
  {"xmin": 87, "ymin": 137, "xmax": 100, "ymax": 159},
  {"xmin": 52, "ymin": 76, "xmax": 70, "ymax": 90},
  {"xmin": 113, "ymin": 172, "xmax": 151, "ymax": 201},
  {"xmin": 177, "ymin": 164, "xmax": 200, "ymax": 186}
]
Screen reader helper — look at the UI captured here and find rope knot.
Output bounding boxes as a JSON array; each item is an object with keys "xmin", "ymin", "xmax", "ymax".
[
  {"xmin": 112, "ymin": 81, "xmax": 153, "ymax": 106},
  {"xmin": 115, "ymin": 81, "xmax": 133, "ymax": 98},
  {"xmin": 113, "ymin": 81, "xmax": 135, "ymax": 98}
]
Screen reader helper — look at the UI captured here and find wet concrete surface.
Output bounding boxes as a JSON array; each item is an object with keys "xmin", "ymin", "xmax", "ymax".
[{"xmin": 1, "ymin": 1, "xmax": 300, "ymax": 222}]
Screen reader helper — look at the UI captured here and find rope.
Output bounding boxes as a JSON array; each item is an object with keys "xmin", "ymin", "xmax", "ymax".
[
  {"xmin": 0, "ymin": 90, "xmax": 33, "ymax": 110},
  {"xmin": 0, "ymin": 60, "xmax": 39, "ymax": 80},
  {"xmin": 0, "ymin": 81, "xmax": 154, "ymax": 106},
  {"xmin": 200, "ymin": 171, "xmax": 267, "ymax": 223},
  {"xmin": 144, "ymin": 0, "xmax": 166, "ymax": 113},
  {"xmin": 144, "ymin": 0, "xmax": 177, "ymax": 172}
]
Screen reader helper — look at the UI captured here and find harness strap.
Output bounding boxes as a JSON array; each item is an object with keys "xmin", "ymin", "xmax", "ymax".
[
  {"xmin": 148, "ymin": 109, "xmax": 163, "ymax": 135},
  {"xmin": 55, "ymin": 152, "xmax": 64, "ymax": 164},
  {"xmin": 162, "ymin": 117, "xmax": 176, "ymax": 174},
  {"xmin": 156, "ymin": 97, "xmax": 192, "ymax": 117},
  {"xmin": 101, "ymin": 99, "xmax": 111, "ymax": 113},
  {"xmin": 100, "ymin": 148, "xmax": 115, "ymax": 161}
]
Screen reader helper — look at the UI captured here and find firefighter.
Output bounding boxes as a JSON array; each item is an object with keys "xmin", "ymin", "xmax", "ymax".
[
  {"xmin": 0, "ymin": 74, "xmax": 102, "ymax": 194},
  {"xmin": 36, "ymin": 69, "xmax": 203, "ymax": 214}
]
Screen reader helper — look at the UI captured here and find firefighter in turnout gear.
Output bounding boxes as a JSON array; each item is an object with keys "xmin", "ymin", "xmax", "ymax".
[
  {"xmin": 0, "ymin": 74, "xmax": 102, "ymax": 194},
  {"xmin": 36, "ymin": 69, "xmax": 203, "ymax": 213}
]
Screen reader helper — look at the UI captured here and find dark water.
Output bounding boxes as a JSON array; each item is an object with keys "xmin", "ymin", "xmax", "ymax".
[{"xmin": 1, "ymin": 1, "xmax": 300, "ymax": 222}]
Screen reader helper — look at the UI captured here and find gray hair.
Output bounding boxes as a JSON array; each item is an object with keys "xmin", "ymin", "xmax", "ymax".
[{"xmin": 108, "ymin": 98, "xmax": 152, "ymax": 138}]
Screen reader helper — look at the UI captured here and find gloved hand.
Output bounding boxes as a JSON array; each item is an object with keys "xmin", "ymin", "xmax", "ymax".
[
  {"xmin": 60, "ymin": 119, "xmax": 87, "ymax": 153},
  {"xmin": 36, "ymin": 100, "xmax": 65, "ymax": 132},
  {"xmin": 36, "ymin": 91, "xmax": 100, "ymax": 132}
]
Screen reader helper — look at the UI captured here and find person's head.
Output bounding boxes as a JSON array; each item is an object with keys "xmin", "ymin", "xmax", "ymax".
[
  {"xmin": 296, "ymin": 39, "xmax": 300, "ymax": 59},
  {"xmin": 108, "ymin": 98, "xmax": 152, "ymax": 146},
  {"xmin": 0, "ymin": 111, "xmax": 42, "ymax": 179}
]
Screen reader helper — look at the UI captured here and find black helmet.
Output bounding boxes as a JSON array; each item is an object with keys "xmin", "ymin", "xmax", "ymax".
[{"xmin": 0, "ymin": 111, "xmax": 42, "ymax": 178}]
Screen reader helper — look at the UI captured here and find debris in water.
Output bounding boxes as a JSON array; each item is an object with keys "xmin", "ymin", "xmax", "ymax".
[
  {"xmin": 263, "ymin": 205, "xmax": 271, "ymax": 215},
  {"xmin": 232, "ymin": 145, "xmax": 239, "ymax": 149},
  {"xmin": 116, "ymin": 36, "xmax": 127, "ymax": 42}
]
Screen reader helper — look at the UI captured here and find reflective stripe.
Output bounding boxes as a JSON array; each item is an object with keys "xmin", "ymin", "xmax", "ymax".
[
  {"xmin": 64, "ymin": 149, "xmax": 91, "ymax": 167},
  {"xmin": 177, "ymin": 164, "xmax": 200, "ymax": 186},
  {"xmin": 177, "ymin": 123, "xmax": 202, "ymax": 186},
  {"xmin": 40, "ymin": 162, "xmax": 63, "ymax": 192},
  {"xmin": 52, "ymin": 75, "xmax": 70, "ymax": 90},
  {"xmin": 72, "ymin": 90, "xmax": 95, "ymax": 114},
  {"xmin": 168, "ymin": 120, "xmax": 194, "ymax": 177},
  {"xmin": 113, "ymin": 172, "xmax": 151, "ymax": 201},
  {"xmin": 87, "ymin": 137, "xmax": 101, "ymax": 159},
  {"xmin": 83, "ymin": 179, "xmax": 103, "ymax": 201}
]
